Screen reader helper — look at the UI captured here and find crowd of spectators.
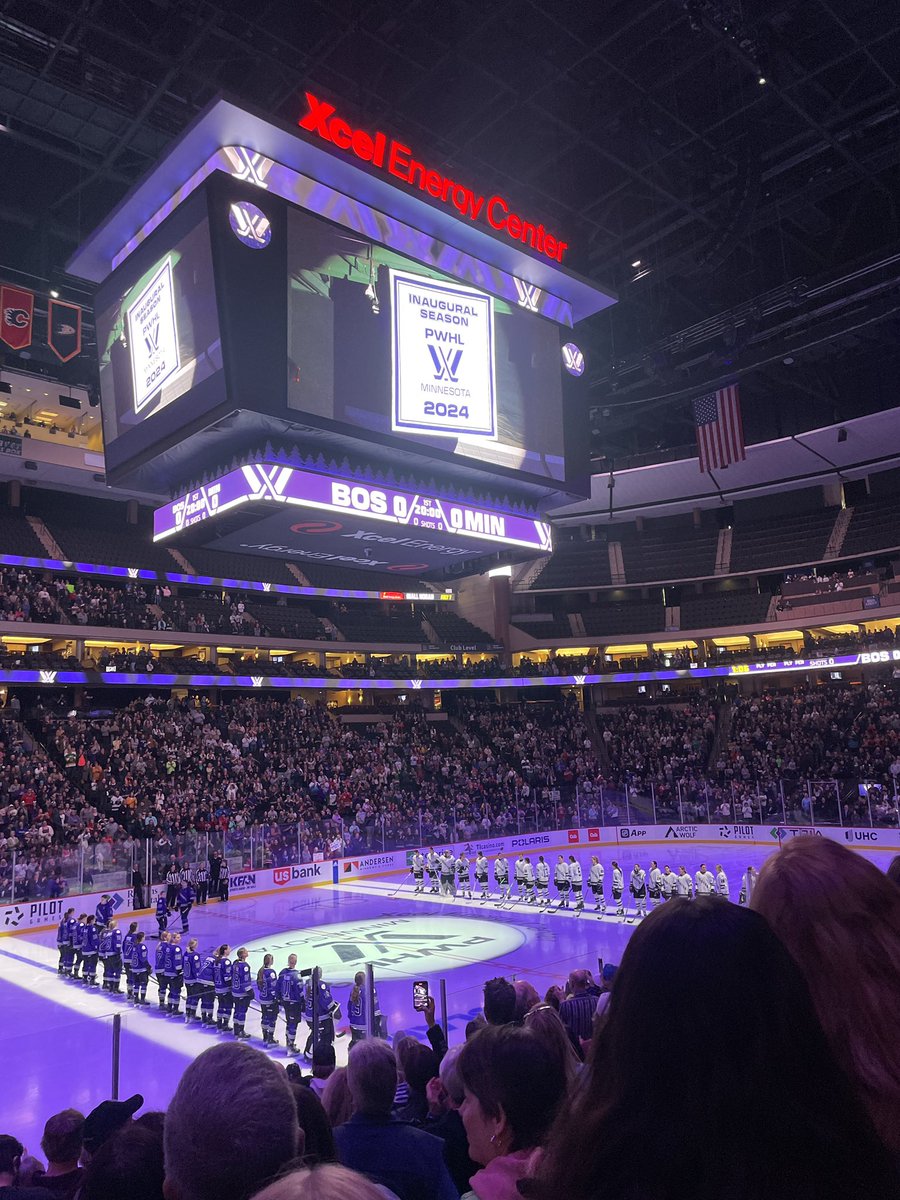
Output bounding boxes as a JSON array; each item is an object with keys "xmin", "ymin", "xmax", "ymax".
[
  {"xmin": 5, "ymin": 680, "xmax": 900, "ymax": 900},
  {"xmin": 3, "ymin": 838, "xmax": 899, "ymax": 1199}
]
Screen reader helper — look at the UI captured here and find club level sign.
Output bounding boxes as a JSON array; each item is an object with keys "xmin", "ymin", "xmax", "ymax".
[{"xmin": 390, "ymin": 270, "xmax": 496, "ymax": 439}]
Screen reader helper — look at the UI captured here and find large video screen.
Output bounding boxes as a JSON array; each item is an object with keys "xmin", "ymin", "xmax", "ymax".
[
  {"xmin": 94, "ymin": 191, "xmax": 225, "ymax": 475},
  {"xmin": 286, "ymin": 208, "xmax": 567, "ymax": 484}
]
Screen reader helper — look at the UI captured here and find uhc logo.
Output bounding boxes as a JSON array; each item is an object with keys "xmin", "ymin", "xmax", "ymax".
[{"xmin": 427, "ymin": 346, "xmax": 463, "ymax": 383}]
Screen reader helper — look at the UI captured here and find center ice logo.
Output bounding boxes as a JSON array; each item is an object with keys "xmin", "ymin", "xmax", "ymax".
[{"xmin": 241, "ymin": 915, "xmax": 524, "ymax": 979}]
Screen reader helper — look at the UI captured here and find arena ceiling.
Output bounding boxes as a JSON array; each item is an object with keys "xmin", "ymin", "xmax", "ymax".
[{"xmin": 0, "ymin": 0, "xmax": 898, "ymax": 463}]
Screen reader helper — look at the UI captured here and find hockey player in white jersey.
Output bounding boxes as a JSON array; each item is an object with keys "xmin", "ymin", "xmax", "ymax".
[
  {"xmin": 675, "ymin": 865, "xmax": 693, "ymax": 898},
  {"xmin": 456, "ymin": 852, "xmax": 473, "ymax": 899},
  {"xmin": 494, "ymin": 854, "xmax": 511, "ymax": 902},
  {"xmin": 568, "ymin": 855, "xmax": 584, "ymax": 910},
  {"xmin": 514, "ymin": 855, "xmax": 526, "ymax": 898},
  {"xmin": 629, "ymin": 864, "xmax": 648, "ymax": 919},
  {"xmin": 611, "ymin": 860, "xmax": 625, "ymax": 918},
  {"xmin": 660, "ymin": 864, "xmax": 676, "ymax": 900},
  {"xmin": 648, "ymin": 860, "xmax": 663, "ymax": 907},
  {"xmin": 588, "ymin": 856, "xmax": 606, "ymax": 914},
  {"xmin": 474, "ymin": 852, "xmax": 490, "ymax": 899},
  {"xmin": 715, "ymin": 864, "xmax": 729, "ymax": 898},
  {"xmin": 411, "ymin": 850, "xmax": 425, "ymax": 893},
  {"xmin": 440, "ymin": 850, "xmax": 457, "ymax": 896},
  {"xmin": 554, "ymin": 855, "xmax": 571, "ymax": 908},
  {"xmin": 695, "ymin": 862, "xmax": 716, "ymax": 897},
  {"xmin": 426, "ymin": 848, "xmax": 440, "ymax": 893},
  {"xmin": 739, "ymin": 865, "xmax": 758, "ymax": 905},
  {"xmin": 522, "ymin": 856, "xmax": 537, "ymax": 903},
  {"xmin": 535, "ymin": 855, "xmax": 551, "ymax": 904}
]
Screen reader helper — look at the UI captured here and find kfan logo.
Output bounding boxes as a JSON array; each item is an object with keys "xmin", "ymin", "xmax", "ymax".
[
  {"xmin": 513, "ymin": 278, "xmax": 542, "ymax": 312},
  {"xmin": 229, "ymin": 202, "xmax": 272, "ymax": 249},
  {"xmin": 225, "ymin": 146, "xmax": 274, "ymax": 189},
  {"xmin": 231, "ymin": 873, "xmax": 257, "ymax": 891},
  {"xmin": 428, "ymin": 345, "xmax": 463, "ymax": 383}
]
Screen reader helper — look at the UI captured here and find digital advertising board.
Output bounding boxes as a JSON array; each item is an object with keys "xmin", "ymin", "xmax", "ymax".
[{"xmin": 153, "ymin": 462, "xmax": 553, "ymax": 575}]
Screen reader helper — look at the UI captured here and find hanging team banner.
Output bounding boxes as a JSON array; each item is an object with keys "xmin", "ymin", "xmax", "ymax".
[
  {"xmin": 0, "ymin": 285, "xmax": 34, "ymax": 350},
  {"xmin": 390, "ymin": 269, "xmax": 496, "ymax": 439},
  {"xmin": 47, "ymin": 298, "xmax": 83, "ymax": 362}
]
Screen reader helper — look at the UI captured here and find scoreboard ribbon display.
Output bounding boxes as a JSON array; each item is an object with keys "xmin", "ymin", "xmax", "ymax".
[
  {"xmin": 153, "ymin": 461, "xmax": 553, "ymax": 555},
  {"xmin": 390, "ymin": 270, "xmax": 496, "ymax": 438}
]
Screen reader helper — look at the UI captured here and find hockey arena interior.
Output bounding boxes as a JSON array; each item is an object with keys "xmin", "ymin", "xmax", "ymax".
[{"xmin": 1, "ymin": 5, "xmax": 900, "ymax": 1198}]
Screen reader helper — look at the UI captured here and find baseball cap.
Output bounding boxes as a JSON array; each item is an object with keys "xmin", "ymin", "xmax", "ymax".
[{"xmin": 82, "ymin": 1094, "xmax": 143, "ymax": 1152}]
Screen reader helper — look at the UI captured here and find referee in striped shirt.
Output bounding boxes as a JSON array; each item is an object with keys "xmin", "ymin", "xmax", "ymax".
[{"xmin": 558, "ymin": 969, "xmax": 598, "ymax": 1043}]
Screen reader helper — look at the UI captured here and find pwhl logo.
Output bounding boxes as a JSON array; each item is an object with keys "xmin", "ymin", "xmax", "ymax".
[
  {"xmin": 229, "ymin": 201, "xmax": 272, "ymax": 249},
  {"xmin": 242, "ymin": 915, "xmax": 525, "ymax": 977},
  {"xmin": 241, "ymin": 463, "xmax": 292, "ymax": 502},
  {"xmin": 562, "ymin": 342, "xmax": 585, "ymax": 377},
  {"xmin": 39, "ymin": 671, "xmax": 58, "ymax": 685},
  {"xmin": 224, "ymin": 146, "xmax": 274, "ymax": 189},
  {"xmin": 274, "ymin": 864, "xmax": 324, "ymax": 886},
  {"xmin": 297, "ymin": 92, "xmax": 568, "ymax": 263},
  {"xmin": 144, "ymin": 321, "xmax": 160, "ymax": 356},
  {"xmin": 513, "ymin": 278, "xmax": 542, "ymax": 311},
  {"xmin": 428, "ymin": 345, "xmax": 463, "ymax": 382}
]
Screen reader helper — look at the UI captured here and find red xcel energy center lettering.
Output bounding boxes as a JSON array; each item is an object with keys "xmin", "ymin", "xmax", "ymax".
[{"xmin": 298, "ymin": 92, "xmax": 569, "ymax": 263}]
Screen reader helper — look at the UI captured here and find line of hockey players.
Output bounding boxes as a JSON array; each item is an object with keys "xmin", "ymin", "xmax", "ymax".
[
  {"xmin": 411, "ymin": 849, "xmax": 758, "ymax": 919},
  {"xmin": 54, "ymin": 893, "xmax": 367, "ymax": 1056}
]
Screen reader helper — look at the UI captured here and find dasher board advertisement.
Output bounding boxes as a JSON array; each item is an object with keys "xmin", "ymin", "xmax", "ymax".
[{"xmin": 390, "ymin": 270, "xmax": 496, "ymax": 438}]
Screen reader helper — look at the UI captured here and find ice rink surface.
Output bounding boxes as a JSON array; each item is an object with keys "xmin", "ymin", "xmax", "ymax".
[{"xmin": 2, "ymin": 835, "xmax": 896, "ymax": 1153}]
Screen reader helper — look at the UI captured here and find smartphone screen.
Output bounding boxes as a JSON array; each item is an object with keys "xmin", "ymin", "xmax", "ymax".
[
  {"xmin": 597, "ymin": 957, "xmax": 604, "ymax": 978},
  {"xmin": 413, "ymin": 979, "xmax": 429, "ymax": 1011}
]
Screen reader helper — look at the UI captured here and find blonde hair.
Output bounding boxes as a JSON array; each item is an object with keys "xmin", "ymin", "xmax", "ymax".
[
  {"xmin": 251, "ymin": 1164, "xmax": 387, "ymax": 1200},
  {"xmin": 319, "ymin": 1068, "xmax": 352, "ymax": 1129},
  {"xmin": 752, "ymin": 837, "xmax": 900, "ymax": 1151}
]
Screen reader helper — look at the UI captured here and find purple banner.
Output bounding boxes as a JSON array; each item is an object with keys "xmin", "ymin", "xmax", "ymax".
[
  {"xmin": 1, "ymin": 649, "xmax": 892, "ymax": 691},
  {"xmin": 153, "ymin": 462, "xmax": 553, "ymax": 554}
]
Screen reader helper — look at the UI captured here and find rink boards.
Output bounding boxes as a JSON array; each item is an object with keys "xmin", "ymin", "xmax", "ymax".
[{"xmin": 3, "ymin": 822, "xmax": 897, "ymax": 936}]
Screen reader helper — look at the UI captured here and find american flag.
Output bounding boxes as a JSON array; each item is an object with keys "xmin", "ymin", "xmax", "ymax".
[{"xmin": 693, "ymin": 384, "xmax": 745, "ymax": 472}]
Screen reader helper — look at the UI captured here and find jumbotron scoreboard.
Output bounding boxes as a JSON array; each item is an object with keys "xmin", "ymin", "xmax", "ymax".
[{"xmin": 68, "ymin": 92, "xmax": 615, "ymax": 576}]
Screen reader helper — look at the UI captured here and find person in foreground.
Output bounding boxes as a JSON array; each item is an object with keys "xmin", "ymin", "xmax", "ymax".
[
  {"xmin": 526, "ymin": 897, "xmax": 900, "ymax": 1200},
  {"xmin": 750, "ymin": 836, "xmax": 900, "ymax": 1156},
  {"xmin": 251, "ymin": 1163, "xmax": 394, "ymax": 1199},
  {"xmin": 457, "ymin": 1024, "xmax": 567, "ymax": 1200},
  {"xmin": 333, "ymin": 1040, "xmax": 456, "ymax": 1200}
]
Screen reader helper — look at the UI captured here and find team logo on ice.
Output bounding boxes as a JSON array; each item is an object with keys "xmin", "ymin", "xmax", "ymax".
[{"xmin": 241, "ymin": 915, "xmax": 524, "ymax": 978}]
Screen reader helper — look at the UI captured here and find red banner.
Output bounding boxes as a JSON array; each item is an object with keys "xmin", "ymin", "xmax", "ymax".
[
  {"xmin": 47, "ymin": 298, "xmax": 82, "ymax": 362},
  {"xmin": 0, "ymin": 285, "xmax": 34, "ymax": 350}
]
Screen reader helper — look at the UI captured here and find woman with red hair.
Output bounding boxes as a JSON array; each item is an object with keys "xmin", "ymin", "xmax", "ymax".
[{"xmin": 751, "ymin": 836, "xmax": 900, "ymax": 1156}]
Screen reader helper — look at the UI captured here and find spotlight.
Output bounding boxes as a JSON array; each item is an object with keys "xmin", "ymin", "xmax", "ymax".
[
  {"xmin": 50, "ymin": 289, "xmax": 59, "ymax": 299},
  {"xmin": 631, "ymin": 259, "xmax": 641, "ymax": 268},
  {"xmin": 758, "ymin": 75, "xmax": 767, "ymax": 85}
]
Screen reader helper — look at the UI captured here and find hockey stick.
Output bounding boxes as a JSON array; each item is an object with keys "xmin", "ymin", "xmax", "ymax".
[{"xmin": 389, "ymin": 871, "xmax": 413, "ymax": 899}]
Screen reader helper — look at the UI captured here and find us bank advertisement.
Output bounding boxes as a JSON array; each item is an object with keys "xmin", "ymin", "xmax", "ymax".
[{"xmin": 390, "ymin": 270, "xmax": 496, "ymax": 438}]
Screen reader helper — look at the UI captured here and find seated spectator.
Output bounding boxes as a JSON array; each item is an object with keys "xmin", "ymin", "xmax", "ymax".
[
  {"xmin": 250, "ymin": 1163, "xmax": 394, "ymax": 1200},
  {"xmin": 457, "ymin": 1024, "xmax": 567, "ymax": 1200},
  {"xmin": 392, "ymin": 1043, "xmax": 440, "ymax": 1126},
  {"xmin": 0, "ymin": 1135, "xmax": 49, "ymax": 1199},
  {"xmin": 529, "ymin": 898, "xmax": 900, "ymax": 1200},
  {"xmin": 751, "ymin": 837, "xmax": 900, "ymax": 1156},
  {"xmin": 888, "ymin": 854, "xmax": 900, "ymax": 887},
  {"xmin": 164, "ymin": 1043, "xmax": 299, "ymax": 1200},
  {"xmin": 422, "ymin": 1046, "xmax": 478, "ymax": 1197},
  {"xmin": 34, "ymin": 1110, "xmax": 84, "ymax": 1199},
  {"xmin": 80, "ymin": 1125, "xmax": 163, "ymax": 1200},
  {"xmin": 482, "ymin": 978, "xmax": 516, "ymax": 1027},
  {"xmin": 320, "ymin": 1070, "xmax": 352, "ymax": 1131},
  {"xmin": 523, "ymin": 1004, "xmax": 582, "ymax": 1085},
  {"xmin": 81, "ymin": 1096, "xmax": 143, "ymax": 1163},
  {"xmin": 285, "ymin": 1081, "xmax": 337, "ymax": 1167},
  {"xmin": 334, "ymin": 1040, "xmax": 456, "ymax": 1200},
  {"xmin": 511, "ymin": 981, "xmax": 540, "ymax": 1023},
  {"xmin": 557, "ymin": 970, "xmax": 597, "ymax": 1044}
]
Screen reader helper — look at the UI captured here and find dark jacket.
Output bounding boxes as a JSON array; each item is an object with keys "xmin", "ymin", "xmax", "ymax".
[{"xmin": 334, "ymin": 1113, "xmax": 457, "ymax": 1200}]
